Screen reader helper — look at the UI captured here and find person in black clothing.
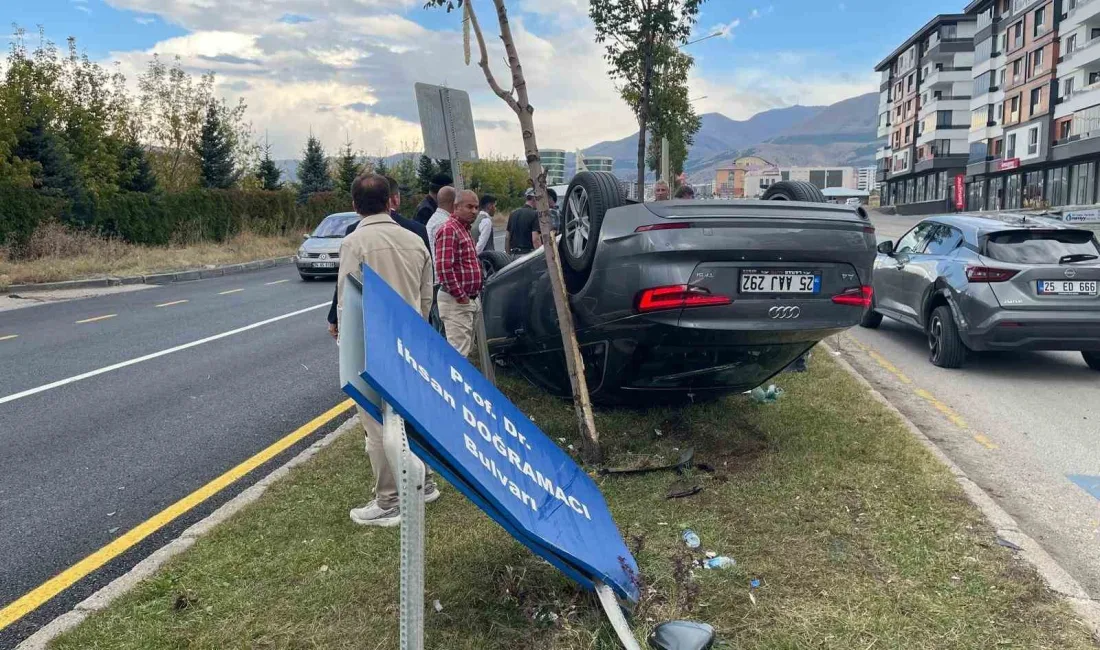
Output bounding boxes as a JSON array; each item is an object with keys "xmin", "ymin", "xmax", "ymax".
[
  {"xmin": 328, "ymin": 176, "xmax": 429, "ymax": 337},
  {"xmin": 505, "ymin": 188, "xmax": 540, "ymax": 254},
  {"xmin": 413, "ymin": 173, "xmax": 452, "ymax": 226}
]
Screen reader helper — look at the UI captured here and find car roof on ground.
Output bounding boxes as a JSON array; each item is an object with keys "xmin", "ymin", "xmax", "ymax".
[{"xmin": 923, "ymin": 212, "xmax": 1081, "ymax": 237}]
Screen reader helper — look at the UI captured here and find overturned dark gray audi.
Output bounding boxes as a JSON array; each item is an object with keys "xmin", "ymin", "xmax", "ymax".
[{"xmin": 479, "ymin": 172, "xmax": 877, "ymax": 405}]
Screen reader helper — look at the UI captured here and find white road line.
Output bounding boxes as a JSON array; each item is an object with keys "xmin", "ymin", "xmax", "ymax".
[
  {"xmin": 156, "ymin": 300, "xmax": 189, "ymax": 308},
  {"xmin": 75, "ymin": 314, "xmax": 116, "ymax": 324},
  {"xmin": 265, "ymin": 279, "xmax": 290, "ymax": 285},
  {"xmin": 0, "ymin": 335, "xmax": 18, "ymax": 342},
  {"xmin": 218, "ymin": 288, "xmax": 244, "ymax": 295},
  {"xmin": 0, "ymin": 303, "xmax": 328, "ymax": 406}
]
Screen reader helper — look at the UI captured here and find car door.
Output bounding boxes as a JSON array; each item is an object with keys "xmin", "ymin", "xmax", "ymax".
[
  {"xmin": 903, "ymin": 224, "xmax": 964, "ymax": 326},
  {"xmin": 876, "ymin": 221, "xmax": 936, "ymax": 322}
]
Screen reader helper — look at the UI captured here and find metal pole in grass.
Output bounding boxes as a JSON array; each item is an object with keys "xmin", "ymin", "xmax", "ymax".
[
  {"xmin": 474, "ymin": 307, "xmax": 496, "ymax": 385},
  {"xmin": 382, "ymin": 403, "xmax": 426, "ymax": 650}
]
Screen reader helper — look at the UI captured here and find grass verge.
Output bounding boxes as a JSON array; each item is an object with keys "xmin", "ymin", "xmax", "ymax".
[
  {"xmin": 50, "ymin": 353, "xmax": 1096, "ymax": 649},
  {"xmin": 0, "ymin": 222, "xmax": 299, "ymax": 289}
]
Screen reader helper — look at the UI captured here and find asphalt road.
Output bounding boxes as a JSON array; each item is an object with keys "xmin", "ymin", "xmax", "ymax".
[
  {"xmin": 838, "ymin": 210, "xmax": 1100, "ymax": 597},
  {"xmin": 0, "ymin": 267, "xmax": 352, "ymax": 647}
]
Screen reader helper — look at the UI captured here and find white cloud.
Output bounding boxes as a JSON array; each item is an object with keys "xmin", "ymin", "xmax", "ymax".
[
  {"xmin": 709, "ymin": 19, "xmax": 741, "ymax": 40},
  {"xmin": 75, "ymin": 5, "xmax": 92, "ymax": 13},
  {"xmin": 750, "ymin": 8, "xmax": 761, "ymax": 18},
  {"xmin": 135, "ymin": 16, "xmax": 156, "ymax": 24}
]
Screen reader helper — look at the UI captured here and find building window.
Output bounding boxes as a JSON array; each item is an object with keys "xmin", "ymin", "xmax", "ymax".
[
  {"xmin": 1030, "ymin": 87, "xmax": 1042, "ymax": 114},
  {"xmin": 936, "ymin": 171, "xmax": 948, "ymax": 199},
  {"xmin": 1006, "ymin": 173, "xmax": 1022, "ymax": 209},
  {"xmin": 999, "ymin": 68, "xmax": 1007, "ymax": 89},
  {"xmin": 1066, "ymin": 34, "xmax": 1077, "ymax": 55},
  {"xmin": 1013, "ymin": 22, "xmax": 1023, "ymax": 49},
  {"xmin": 997, "ymin": 103, "xmax": 1004, "ymax": 121},
  {"xmin": 1033, "ymin": 7, "xmax": 1045, "ymax": 37},
  {"xmin": 1009, "ymin": 95, "xmax": 1020, "ymax": 122},
  {"xmin": 1007, "ymin": 133, "xmax": 1017, "ymax": 158},
  {"xmin": 1001, "ymin": 32, "xmax": 1009, "ymax": 54},
  {"xmin": 1047, "ymin": 166, "xmax": 1070, "ymax": 206},
  {"xmin": 991, "ymin": 137, "xmax": 1004, "ymax": 157},
  {"xmin": 1091, "ymin": 71, "xmax": 1100, "ymax": 86},
  {"xmin": 1027, "ymin": 126, "xmax": 1039, "ymax": 155},
  {"xmin": 1073, "ymin": 162, "xmax": 1096, "ymax": 205},
  {"xmin": 1033, "ymin": 47, "xmax": 1044, "ymax": 74},
  {"xmin": 1012, "ymin": 59, "xmax": 1022, "ymax": 82},
  {"xmin": 1063, "ymin": 77, "xmax": 1076, "ymax": 99},
  {"xmin": 989, "ymin": 176, "xmax": 1005, "ymax": 210},
  {"xmin": 1024, "ymin": 171, "xmax": 1044, "ymax": 208},
  {"xmin": 1059, "ymin": 119, "xmax": 1072, "ymax": 141},
  {"xmin": 905, "ymin": 125, "xmax": 912, "ymax": 142},
  {"xmin": 937, "ymin": 110, "xmax": 952, "ymax": 127}
]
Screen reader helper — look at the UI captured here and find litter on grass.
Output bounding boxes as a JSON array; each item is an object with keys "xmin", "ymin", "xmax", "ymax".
[
  {"xmin": 682, "ymin": 530, "xmax": 701, "ymax": 549},
  {"xmin": 600, "ymin": 448, "xmax": 695, "ymax": 476},
  {"xmin": 749, "ymin": 385, "xmax": 784, "ymax": 404}
]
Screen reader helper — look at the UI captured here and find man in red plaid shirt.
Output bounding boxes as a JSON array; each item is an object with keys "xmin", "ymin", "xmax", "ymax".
[{"xmin": 434, "ymin": 189, "xmax": 484, "ymax": 356}]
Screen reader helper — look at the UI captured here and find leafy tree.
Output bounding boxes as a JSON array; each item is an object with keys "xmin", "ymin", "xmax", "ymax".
[
  {"xmin": 644, "ymin": 50, "xmax": 700, "ymax": 182},
  {"xmin": 297, "ymin": 134, "xmax": 332, "ymax": 202},
  {"xmin": 435, "ymin": 158, "xmax": 452, "ymax": 179},
  {"xmin": 197, "ymin": 102, "xmax": 236, "ymax": 189},
  {"xmin": 118, "ymin": 139, "xmax": 157, "ymax": 192},
  {"xmin": 256, "ymin": 141, "xmax": 282, "ymax": 191},
  {"xmin": 426, "ymin": 0, "xmax": 601, "ymax": 461},
  {"xmin": 590, "ymin": 0, "xmax": 704, "ymax": 198},
  {"xmin": 416, "ymin": 154, "xmax": 437, "ymax": 192},
  {"xmin": 136, "ymin": 55, "xmax": 213, "ymax": 192},
  {"xmin": 334, "ymin": 138, "xmax": 362, "ymax": 192},
  {"xmin": 375, "ymin": 156, "xmax": 389, "ymax": 176}
]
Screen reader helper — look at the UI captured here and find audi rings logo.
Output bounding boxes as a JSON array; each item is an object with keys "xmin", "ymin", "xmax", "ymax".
[{"xmin": 768, "ymin": 306, "xmax": 801, "ymax": 319}]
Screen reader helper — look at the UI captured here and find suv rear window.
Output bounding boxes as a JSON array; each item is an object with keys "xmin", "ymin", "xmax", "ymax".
[{"xmin": 983, "ymin": 229, "xmax": 1100, "ymax": 264}]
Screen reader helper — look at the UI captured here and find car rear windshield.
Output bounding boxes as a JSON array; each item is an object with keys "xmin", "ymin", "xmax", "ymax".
[
  {"xmin": 983, "ymin": 229, "xmax": 1100, "ymax": 264},
  {"xmin": 312, "ymin": 214, "xmax": 360, "ymax": 238}
]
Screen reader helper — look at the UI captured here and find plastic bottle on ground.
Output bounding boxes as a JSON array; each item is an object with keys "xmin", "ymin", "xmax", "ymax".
[
  {"xmin": 704, "ymin": 556, "xmax": 736, "ymax": 570},
  {"xmin": 682, "ymin": 529, "xmax": 701, "ymax": 549}
]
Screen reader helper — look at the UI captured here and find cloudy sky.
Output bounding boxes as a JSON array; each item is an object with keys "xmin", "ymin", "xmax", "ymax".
[{"xmin": 10, "ymin": 0, "xmax": 959, "ymax": 159}]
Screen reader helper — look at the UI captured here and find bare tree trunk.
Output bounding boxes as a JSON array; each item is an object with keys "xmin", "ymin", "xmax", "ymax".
[{"xmin": 469, "ymin": 0, "xmax": 601, "ymax": 463}]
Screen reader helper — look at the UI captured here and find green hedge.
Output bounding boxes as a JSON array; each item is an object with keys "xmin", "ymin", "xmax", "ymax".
[{"xmin": 0, "ymin": 185, "xmax": 352, "ymax": 253}]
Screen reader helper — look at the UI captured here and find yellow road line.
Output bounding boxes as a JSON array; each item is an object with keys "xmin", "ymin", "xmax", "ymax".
[
  {"xmin": 0, "ymin": 398, "xmax": 355, "ymax": 632},
  {"xmin": 218, "ymin": 288, "xmax": 245, "ymax": 295},
  {"xmin": 75, "ymin": 314, "xmax": 116, "ymax": 324},
  {"xmin": 0, "ymin": 335, "xmax": 17, "ymax": 342},
  {"xmin": 973, "ymin": 433, "xmax": 999, "ymax": 450},
  {"xmin": 265, "ymin": 279, "xmax": 290, "ymax": 285},
  {"xmin": 156, "ymin": 300, "xmax": 189, "ymax": 308},
  {"xmin": 914, "ymin": 388, "xmax": 969, "ymax": 429},
  {"xmin": 867, "ymin": 349, "xmax": 913, "ymax": 385}
]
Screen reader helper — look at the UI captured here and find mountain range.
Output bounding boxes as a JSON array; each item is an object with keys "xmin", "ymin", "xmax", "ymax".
[{"xmin": 275, "ymin": 91, "xmax": 879, "ymax": 184}]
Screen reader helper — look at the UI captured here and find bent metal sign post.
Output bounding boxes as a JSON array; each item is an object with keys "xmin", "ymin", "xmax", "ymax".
[{"xmin": 349, "ymin": 264, "xmax": 640, "ymax": 604}]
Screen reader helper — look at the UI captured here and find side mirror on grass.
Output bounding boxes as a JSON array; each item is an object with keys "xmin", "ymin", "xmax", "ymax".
[{"xmin": 877, "ymin": 240, "xmax": 895, "ymax": 256}]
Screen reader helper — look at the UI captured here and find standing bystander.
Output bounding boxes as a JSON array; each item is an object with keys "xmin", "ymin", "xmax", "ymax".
[
  {"xmin": 504, "ymin": 188, "xmax": 540, "ymax": 254},
  {"xmin": 414, "ymin": 173, "xmax": 452, "ymax": 225},
  {"xmin": 426, "ymin": 186, "xmax": 457, "ymax": 263},
  {"xmin": 434, "ymin": 189, "xmax": 484, "ymax": 356},
  {"xmin": 337, "ymin": 174, "xmax": 439, "ymax": 526},
  {"xmin": 473, "ymin": 194, "xmax": 497, "ymax": 253}
]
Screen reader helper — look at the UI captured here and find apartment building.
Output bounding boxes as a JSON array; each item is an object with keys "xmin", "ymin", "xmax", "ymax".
[
  {"xmin": 876, "ymin": 14, "xmax": 977, "ymax": 213},
  {"xmin": 539, "ymin": 149, "xmax": 567, "ymax": 185},
  {"xmin": 857, "ymin": 166, "xmax": 879, "ymax": 192},
  {"xmin": 577, "ymin": 154, "xmax": 614, "ymax": 174}
]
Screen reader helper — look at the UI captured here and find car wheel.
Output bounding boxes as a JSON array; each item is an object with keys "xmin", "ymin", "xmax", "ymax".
[
  {"xmin": 1083, "ymin": 351, "xmax": 1100, "ymax": 371},
  {"xmin": 560, "ymin": 171, "xmax": 624, "ymax": 274},
  {"xmin": 761, "ymin": 180, "xmax": 826, "ymax": 202},
  {"xmin": 859, "ymin": 298, "xmax": 883, "ymax": 329},
  {"xmin": 927, "ymin": 305, "xmax": 966, "ymax": 368},
  {"xmin": 478, "ymin": 251, "xmax": 516, "ymax": 282}
]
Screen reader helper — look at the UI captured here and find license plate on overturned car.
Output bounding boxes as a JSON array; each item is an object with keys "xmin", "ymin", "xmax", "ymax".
[
  {"xmin": 1037, "ymin": 280, "xmax": 1099, "ymax": 296},
  {"xmin": 312, "ymin": 261, "xmax": 337, "ymax": 269},
  {"xmin": 740, "ymin": 269, "xmax": 821, "ymax": 294}
]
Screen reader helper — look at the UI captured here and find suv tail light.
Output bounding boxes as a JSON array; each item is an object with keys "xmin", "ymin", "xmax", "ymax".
[
  {"xmin": 635, "ymin": 222, "xmax": 693, "ymax": 233},
  {"xmin": 966, "ymin": 266, "xmax": 1018, "ymax": 282},
  {"xmin": 832, "ymin": 285, "xmax": 873, "ymax": 308},
  {"xmin": 635, "ymin": 285, "xmax": 732, "ymax": 312}
]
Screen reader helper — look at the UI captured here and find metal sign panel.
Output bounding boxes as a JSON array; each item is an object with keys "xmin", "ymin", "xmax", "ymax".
[
  {"xmin": 414, "ymin": 83, "xmax": 479, "ymax": 162},
  {"xmin": 349, "ymin": 264, "xmax": 639, "ymax": 602}
]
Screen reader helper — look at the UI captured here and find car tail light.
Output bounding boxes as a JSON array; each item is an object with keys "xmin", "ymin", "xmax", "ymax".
[
  {"xmin": 635, "ymin": 285, "xmax": 731, "ymax": 312},
  {"xmin": 966, "ymin": 266, "xmax": 1019, "ymax": 282},
  {"xmin": 832, "ymin": 285, "xmax": 873, "ymax": 308},
  {"xmin": 635, "ymin": 222, "xmax": 692, "ymax": 233}
]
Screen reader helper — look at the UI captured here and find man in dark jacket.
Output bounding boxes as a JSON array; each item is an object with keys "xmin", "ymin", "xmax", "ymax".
[
  {"xmin": 328, "ymin": 176, "xmax": 429, "ymax": 337},
  {"xmin": 413, "ymin": 173, "xmax": 452, "ymax": 226}
]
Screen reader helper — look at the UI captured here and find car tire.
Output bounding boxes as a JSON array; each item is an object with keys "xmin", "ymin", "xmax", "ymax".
[
  {"xmin": 479, "ymin": 251, "xmax": 516, "ymax": 282},
  {"xmin": 761, "ymin": 180, "xmax": 827, "ymax": 203},
  {"xmin": 560, "ymin": 171, "xmax": 624, "ymax": 274},
  {"xmin": 927, "ymin": 305, "xmax": 966, "ymax": 368},
  {"xmin": 859, "ymin": 299, "xmax": 883, "ymax": 328},
  {"xmin": 1083, "ymin": 351, "xmax": 1100, "ymax": 371}
]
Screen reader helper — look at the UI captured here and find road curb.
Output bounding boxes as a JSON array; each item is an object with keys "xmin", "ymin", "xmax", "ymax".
[
  {"xmin": 15, "ymin": 415, "xmax": 358, "ymax": 650},
  {"xmin": 821, "ymin": 340, "xmax": 1100, "ymax": 641},
  {"xmin": 1, "ymin": 257, "xmax": 295, "ymax": 294}
]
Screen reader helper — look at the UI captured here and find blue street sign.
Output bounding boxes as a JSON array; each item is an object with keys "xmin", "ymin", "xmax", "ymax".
[{"xmin": 349, "ymin": 264, "xmax": 639, "ymax": 602}]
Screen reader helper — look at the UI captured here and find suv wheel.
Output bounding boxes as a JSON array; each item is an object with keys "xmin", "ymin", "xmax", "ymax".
[
  {"xmin": 927, "ymin": 305, "xmax": 966, "ymax": 368},
  {"xmin": 1083, "ymin": 351, "xmax": 1100, "ymax": 371},
  {"xmin": 859, "ymin": 294, "xmax": 883, "ymax": 329}
]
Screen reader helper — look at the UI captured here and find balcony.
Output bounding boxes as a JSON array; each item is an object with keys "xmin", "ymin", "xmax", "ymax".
[
  {"xmin": 923, "ymin": 66, "xmax": 973, "ymax": 88},
  {"xmin": 1056, "ymin": 81, "xmax": 1100, "ymax": 117},
  {"xmin": 915, "ymin": 152, "xmax": 969, "ymax": 173},
  {"xmin": 1063, "ymin": 0, "xmax": 1100, "ymax": 31},
  {"xmin": 919, "ymin": 96, "xmax": 971, "ymax": 119},
  {"xmin": 877, "ymin": 121, "xmax": 893, "ymax": 138},
  {"xmin": 1063, "ymin": 35, "xmax": 1100, "ymax": 71}
]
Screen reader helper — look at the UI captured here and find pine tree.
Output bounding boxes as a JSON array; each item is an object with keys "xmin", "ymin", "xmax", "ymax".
[
  {"xmin": 297, "ymin": 134, "xmax": 333, "ymax": 202},
  {"xmin": 334, "ymin": 138, "xmax": 361, "ymax": 193},
  {"xmin": 416, "ymin": 154, "xmax": 437, "ymax": 192},
  {"xmin": 14, "ymin": 117, "xmax": 84, "ymax": 202},
  {"xmin": 118, "ymin": 139, "xmax": 158, "ymax": 193},
  {"xmin": 435, "ymin": 158, "xmax": 452, "ymax": 179},
  {"xmin": 197, "ymin": 102, "xmax": 236, "ymax": 189},
  {"xmin": 375, "ymin": 156, "xmax": 389, "ymax": 176},
  {"xmin": 256, "ymin": 141, "xmax": 282, "ymax": 191}
]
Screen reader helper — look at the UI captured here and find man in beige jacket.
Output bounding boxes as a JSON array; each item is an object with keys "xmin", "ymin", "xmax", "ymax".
[{"xmin": 337, "ymin": 173, "xmax": 438, "ymax": 527}]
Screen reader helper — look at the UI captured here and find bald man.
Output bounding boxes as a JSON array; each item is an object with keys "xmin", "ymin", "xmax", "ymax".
[
  {"xmin": 426, "ymin": 186, "xmax": 457, "ymax": 267},
  {"xmin": 434, "ymin": 189, "xmax": 484, "ymax": 356}
]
